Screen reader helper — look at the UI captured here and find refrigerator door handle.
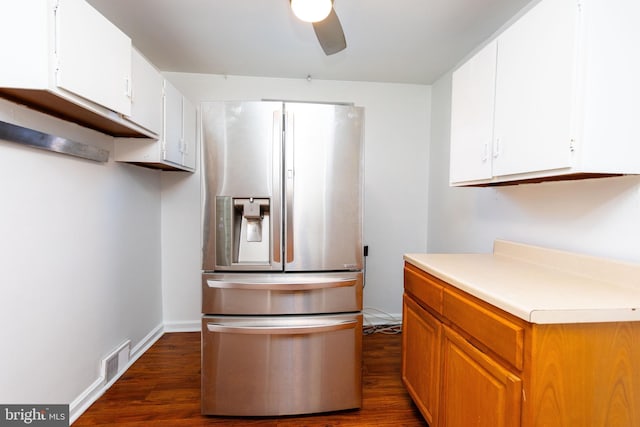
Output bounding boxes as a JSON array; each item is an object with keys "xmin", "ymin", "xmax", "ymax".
[
  {"xmin": 206, "ymin": 319, "xmax": 358, "ymax": 335},
  {"xmin": 272, "ymin": 110, "xmax": 282, "ymax": 265},
  {"xmin": 284, "ymin": 110, "xmax": 295, "ymax": 263},
  {"xmin": 206, "ymin": 277, "xmax": 358, "ymax": 290}
]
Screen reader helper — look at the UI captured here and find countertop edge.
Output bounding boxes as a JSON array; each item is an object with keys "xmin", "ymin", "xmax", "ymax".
[
  {"xmin": 403, "ymin": 253, "xmax": 535, "ymax": 322},
  {"xmin": 404, "ymin": 242, "xmax": 640, "ymax": 325}
]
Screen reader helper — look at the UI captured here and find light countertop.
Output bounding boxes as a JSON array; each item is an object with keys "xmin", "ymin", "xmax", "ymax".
[{"xmin": 404, "ymin": 240, "xmax": 640, "ymax": 324}]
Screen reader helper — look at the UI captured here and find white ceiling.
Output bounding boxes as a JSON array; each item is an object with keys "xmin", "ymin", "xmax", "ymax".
[{"xmin": 87, "ymin": 0, "xmax": 532, "ymax": 85}]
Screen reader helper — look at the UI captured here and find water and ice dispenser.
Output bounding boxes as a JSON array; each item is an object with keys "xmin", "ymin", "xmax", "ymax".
[{"xmin": 215, "ymin": 196, "xmax": 271, "ymax": 268}]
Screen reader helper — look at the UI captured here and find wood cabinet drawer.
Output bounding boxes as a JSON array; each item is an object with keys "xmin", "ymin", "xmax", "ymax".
[
  {"xmin": 443, "ymin": 289, "xmax": 524, "ymax": 370},
  {"xmin": 404, "ymin": 265, "xmax": 443, "ymax": 314}
]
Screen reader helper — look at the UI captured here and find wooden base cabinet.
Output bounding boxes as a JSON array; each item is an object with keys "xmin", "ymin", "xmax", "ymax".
[
  {"xmin": 402, "ymin": 263, "xmax": 640, "ymax": 427},
  {"xmin": 402, "ymin": 295, "xmax": 441, "ymax": 425},
  {"xmin": 527, "ymin": 322, "xmax": 640, "ymax": 426},
  {"xmin": 440, "ymin": 325, "xmax": 522, "ymax": 427}
]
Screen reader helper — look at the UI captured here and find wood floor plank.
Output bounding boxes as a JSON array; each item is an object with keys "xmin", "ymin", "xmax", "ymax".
[{"xmin": 75, "ymin": 332, "xmax": 427, "ymax": 426}]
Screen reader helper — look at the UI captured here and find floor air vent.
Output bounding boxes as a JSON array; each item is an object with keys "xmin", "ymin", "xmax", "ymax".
[
  {"xmin": 102, "ymin": 341, "xmax": 131, "ymax": 384},
  {"xmin": 105, "ymin": 355, "xmax": 119, "ymax": 383}
]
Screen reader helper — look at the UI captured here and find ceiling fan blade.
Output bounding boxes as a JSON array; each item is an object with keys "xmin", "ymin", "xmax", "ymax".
[{"xmin": 312, "ymin": 7, "xmax": 346, "ymax": 55}]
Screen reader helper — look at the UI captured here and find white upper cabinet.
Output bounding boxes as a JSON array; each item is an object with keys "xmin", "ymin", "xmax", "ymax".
[
  {"xmin": 0, "ymin": 0, "xmax": 154, "ymax": 138},
  {"xmin": 450, "ymin": 40, "xmax": 497, "ymax": 184},
  {"xmin": 56, "ymin": 0, "xmax": 131, "ymax": 116},
  {"xmin": 163, "ymin": 80, "xmax": 184, "ymax": 166},
  {"xmin": 181, "ymin": 97, "xmax": 197, "ymax": 171},
  {"xmin": 127, "ymin": 49, "xmax": 163, "ymax": 136},
  {"xmin": 113, "ymin": 79, "xmax": 197, "ymax": 172},
  {"xmin": 450, "ymin": 0, "xmax": 640, "ymax": 186},
  {"xmin": 491, "ymin": 0, "xmax": 577, "ymax": 178},
  {"xmin": 162, "ymin": 79, "xmax": 196, "ymax": 171}
]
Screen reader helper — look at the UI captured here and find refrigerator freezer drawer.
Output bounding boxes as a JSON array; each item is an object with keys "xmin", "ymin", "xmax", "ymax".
[
  {"xmin": 201, "ymin": 313, "xmax": 363, "ymax": 416},
  {"xmin": 202, "ymin": 272, "xmax": 363, "ymax": 315}
]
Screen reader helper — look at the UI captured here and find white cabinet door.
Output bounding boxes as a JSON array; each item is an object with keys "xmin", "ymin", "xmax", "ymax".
[
  {"xmin": 182, "ymin": 97, "xmax": 197, "ymax": 170},
  {"xmin": 449, "ymin": 41, "xmax": 497, "ymax": 184},
  {"xmin": 129, "ymin": 49, "xmax": 162, "ymax": 136},
  {"xmin": 163, "ymin": 80, "xmax": 183, "ymax": 165},
  {"xmin": 56, "ymin": 0, "xmax": 131, "ymax": 116},
  {"xmin": 492, "ymin": 0, "xmax": 578, "ymax": 177},
  {"xmin": 115, "ymin": 79, "xmax": 196, "ymax": 172},
  {"xmin": 0, "ymin": 2, "xmax": 49, "ymax": 88}
]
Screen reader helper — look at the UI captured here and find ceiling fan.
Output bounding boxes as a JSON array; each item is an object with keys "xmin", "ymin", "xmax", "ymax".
[{"xmin": 290, "ymin": 0, "xmax": 347, "ymax": 55}]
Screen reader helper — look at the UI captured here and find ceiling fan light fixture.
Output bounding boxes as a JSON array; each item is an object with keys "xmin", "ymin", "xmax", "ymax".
[{"xmin": 291, "ymin": 0, "xmax": 332, "ymax": 23}]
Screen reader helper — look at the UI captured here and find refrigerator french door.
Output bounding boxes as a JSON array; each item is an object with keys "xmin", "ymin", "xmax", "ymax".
[{"xmin": 200, "ymin": 101, "xmax": 365, "ymax": 416}]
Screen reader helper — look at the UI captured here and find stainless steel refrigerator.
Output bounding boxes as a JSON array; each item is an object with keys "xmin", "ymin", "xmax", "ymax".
[{"xmin": 200, "ymin": 101, "xmax": 365, "ymax": 416}]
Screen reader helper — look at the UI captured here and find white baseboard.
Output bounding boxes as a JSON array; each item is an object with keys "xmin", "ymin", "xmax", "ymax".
[
  {"xmin": 69, "ymin": 323, "xmax": 165, "ymax": 425},
  {"xmin": 363, "ymin": 310, "xmax": 402, "ymax": 326},
  {"xmin": 163, "ymin": 320, "xmax": 201, "ymax": 333}
]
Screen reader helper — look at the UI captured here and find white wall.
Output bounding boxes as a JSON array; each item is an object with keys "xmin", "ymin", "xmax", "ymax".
[
  {"xmin": 160, "ymin": 73, "xmax": 431, "ymax": 328},
  {"xmin": 0, "ymin": 99, "xmax": 164, "ymax": 415},
  {"xmin": 428, "ymin": 71, "xmax": 640, "ymax": 263}
]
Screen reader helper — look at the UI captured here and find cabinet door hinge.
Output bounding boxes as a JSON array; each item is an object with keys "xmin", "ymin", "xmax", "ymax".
[{"xmin": 569, "ymin": 139, "xmax": 576, "ymax": 153}]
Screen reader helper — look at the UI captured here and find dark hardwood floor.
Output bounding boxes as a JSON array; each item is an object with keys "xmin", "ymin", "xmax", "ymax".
[{"xmin": 75, "ymin": 331, "xmax": 427, "ymax": 426}]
